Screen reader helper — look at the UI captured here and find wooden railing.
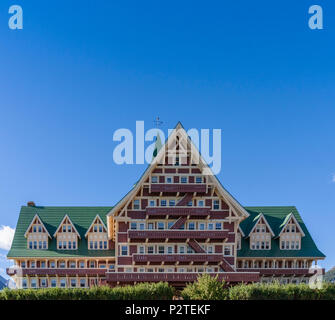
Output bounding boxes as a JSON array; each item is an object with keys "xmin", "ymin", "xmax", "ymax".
[
  {"xmin": 237, "ymin": 268, "xmax": 323, "ymax": 276},
  {"xmin": 133, "ymin": 254, "xmax": 223, "ymax": 263},
  {"xmin": 15, "ymin": 268, "xmax": 107, "ymax": 276},
  {"xmin": 146, "ymin": 207, "xmax": 210, "ymax": 217},
  {"xmin": 106, "ymin": 272, "xmax": 260, "ymax": 283},
  {"xmin": 128, "ymin": 230, "xmax": 228, "ymax": 240},
  {"xmin": 151, "ymin": 184, "xmax": 206, "ymax": 193}
]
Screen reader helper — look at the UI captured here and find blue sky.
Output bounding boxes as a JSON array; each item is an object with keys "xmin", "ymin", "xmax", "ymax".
[{"xmin": 0, "ymin": 0, "xmax": 334, "ymax": 277}]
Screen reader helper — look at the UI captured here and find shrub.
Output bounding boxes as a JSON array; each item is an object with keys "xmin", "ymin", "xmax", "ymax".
[
  {"xmin": 228, "ymin": 282, "xmax": 335, "ymax": 300},
  {"xmin": 0, "ymin": 282, "xmax": 174, "ymax": 300},
  {"xmin": 181, "ymin": 274, "xmax": 227, "ymax": 300}
]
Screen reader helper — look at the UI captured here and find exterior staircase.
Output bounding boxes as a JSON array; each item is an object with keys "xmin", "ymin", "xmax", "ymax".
[
  {"xmin": 187, "ymin": 239, "xmax": 206, "ymax": 253},
  {"xmin": 170, "ymin": 216, "xmax": 187, "ymax": 229}
]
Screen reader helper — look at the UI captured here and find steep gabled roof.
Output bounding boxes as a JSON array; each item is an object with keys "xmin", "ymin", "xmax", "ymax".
[
  {"xmin": 108, "ymin": 122, "xmax": 250, "ymax": 220},
  {"xmin": 24, "ymin": 214, "xmax": 52, "ymax": 239},
  {"xmin": 7, "ymin": 206, "xmax": 114, "ymax": 258},
  {"xmin": 53, "ymin": 214, "xmax": 81, "ymax": 239},
  {"xmin": 247, "ymin": 213, "xmax": 275, "ymax": 237},
  {"xmin": 238, "ymin": 206, "xmax": 325, "ymax": 258},
  {"xmin": 278, "ymin": 212, "xmax": 305, "ymax": 237},
  {"xmin": 84, "ymin": 214, "xmax": 108, "ymax": 238}
]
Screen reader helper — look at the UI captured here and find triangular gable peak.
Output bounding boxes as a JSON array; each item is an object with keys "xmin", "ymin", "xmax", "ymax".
[
  {"xmin": 53, "ymin": 214, "xmax": 81, "ymax": 239},
  {"xmin": 84, "ymin": 214, "xmax": 107, "ymax": 238},
  {"xmin": 247, "ymin": 213, "xmax": 275, "ymax": 237},
  {"xmin": 24, "ymin": 214, "xmax": 51, "ymax": 239},
  {"xmin": 278, "ymin": 213, "xmax": 305, "ymax": 237},
  {"xmin": 108, "ymin": 122, "xmax": 250, "ymax": 220}
]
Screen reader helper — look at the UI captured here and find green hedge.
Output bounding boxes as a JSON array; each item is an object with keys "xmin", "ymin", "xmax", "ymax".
[
  {"xmin": 181, "ymin": 275, "xmax": 335, "ymax": 300},
  {"xmin": 0, "ymin": 282, "xmax": 174, "ymax": 300},
  {"xmin": 2, "ymin": 277, "xmax": 335, "ymax": 300},
  {"xmin": 228, "ymin": 282, "xmax": 335, "ymax": 300}
]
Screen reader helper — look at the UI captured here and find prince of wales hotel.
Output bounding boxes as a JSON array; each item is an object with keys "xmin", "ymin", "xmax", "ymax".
[{"xmin": 7, "ymin": 123, "xmax": 325, "ymax": 289}]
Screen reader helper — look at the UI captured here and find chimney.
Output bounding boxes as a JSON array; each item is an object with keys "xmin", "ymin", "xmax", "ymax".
[{"xmin": 27, "ymin": 201, "xmax": 36, "ymax": 207}]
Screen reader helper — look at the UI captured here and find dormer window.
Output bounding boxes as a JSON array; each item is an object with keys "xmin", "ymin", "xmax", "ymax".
[
  {"xmin": 248, "ymin": 214, "xmax": 274, "ymax": 250},
  {"xmin": 54, "ymin": 215, "xmax": 80, "ymax": 251},
  {"xmin": 85, "ymin": 215, "xmax": 108, "ymax": 250},
  {"xmin": 25, "ymin": 214, "xmax": 51, "ymax": 250},
  {"xmin": 279, "ymin": 213, "xmax": 305, "ymax": 250}
]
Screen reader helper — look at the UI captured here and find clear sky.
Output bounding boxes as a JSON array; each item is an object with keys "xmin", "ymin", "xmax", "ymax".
[{"xmin": 0, "ymin": 0, "xmax": 334, "ymax": 278}]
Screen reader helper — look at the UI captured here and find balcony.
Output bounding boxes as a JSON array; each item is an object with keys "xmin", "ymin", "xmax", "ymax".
[
  {"xmin": 17, "ymin": 268, "xmax": 107, "ymax": 277},
  {"xmin": 237, "ymin": 268, "xmax": 323, "ymax": 277},
  {"xmin": 106, "ymin": 272, "xmax": 260, "ymax": 283},
  {"xmin": 150, "ymin": 184, "xmax": 206, "ymax": 193},
  {"xmin": 133, "ymin": 254, "xmax": 223, "ymax": 264},
  {"xmin": 128, "ymin": 230, "xmax": 228, "ymax": 241},
  {"xmin": 146, "ymin": 206, "xmax": 210, "ymax": 217}
]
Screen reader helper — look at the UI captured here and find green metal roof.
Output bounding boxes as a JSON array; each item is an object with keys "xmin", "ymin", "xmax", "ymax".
[
  {"xmin": 7, "ymin": 206, "xmax": 114, "ymax": 258},
  {"xmin": 238, "ymin": 206, "xmax": 325, "ymax": 258},
  {"xmin": 7, "ymin": 205, "xmax": 324, "ymax": 259}
]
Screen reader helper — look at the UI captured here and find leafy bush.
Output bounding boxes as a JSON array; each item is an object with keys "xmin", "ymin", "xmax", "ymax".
[
  {"xmin": 181, "ymin": 274, "xmax": 228, "ymax": 300},
  {"xmin": 0, "ymin": 282, "xmax": 174, "ymax": 300},
  {"xmin": 228, "ymin": 282, "xmax": 335, "ymax": 300}
]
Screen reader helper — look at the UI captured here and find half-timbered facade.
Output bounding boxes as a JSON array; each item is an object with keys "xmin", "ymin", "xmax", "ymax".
[{"xmin": 7, "ymin": 123, "xmax": 325, "ymax": 288}]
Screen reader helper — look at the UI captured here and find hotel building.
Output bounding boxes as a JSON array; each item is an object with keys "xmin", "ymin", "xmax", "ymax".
[{"xmin": 7, "ymin": 123, "xmax": 325, "ymax": 289}]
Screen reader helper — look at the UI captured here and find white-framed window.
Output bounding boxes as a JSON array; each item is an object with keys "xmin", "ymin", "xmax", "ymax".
[
  {"xmin": 179, "ymin": 246, "xmax": 185, "ymax": 254},
  {"xmin": 166, "ymin": 176, "xmax": 173, "ymax": 183},
  {"xmin": 208, "ymin": 223, "xmax": 214, "ymax": 230},
  {"xmin": 60, "ymin": 279, "xmax": 66, "ymax": 288},
  {"xmin": 198, "ymin": 200, "xmax": 204, "ymax": 207},
  {"xmin": 199, "ymin": 223, "xmax": 205, "ymax": 230},
  {"xmin": 188, "ymin": 222, "xmax": 195, "ymax": 230},
  {"xmin": 149, "ymin": 200, "xmax": 155, "ymax": 207},
  {"xmin": 139, "ymin": 223, "xmax": 145, "ymax": 230},
  {"xmin": 51, "ymin": 279, "xmax": 57, "ymax": 288},
  {"xmin": 133, "ymin": 200, "xmax": 140, "ymax": 210},
  {"xmin": 22, "ymin": 278, "xmax": 27, "ymax": 288},
  {"xmin": 70, "ymin": 279, "xmax": 77, "ymax": 288},
  {"xmin": 224, "ymin": 246, "xmax": 231, "ymax": 256},
  {"xmin": 207, "ymin": 246, "xmax": 213, "ymax": 254},
  {"xmin": 196, "ymin": 176, "xmax": 202, "ymax": 183},
  {"xmin": 213, "ymin": 200, "xmax": 220, "ymax": 210},
  {"xmin": 215, "ymin": 222, "xmax": 222, "ymax": 230},
  {"xmin": 31, "ymin": 279, "xmax": 37, "ymax": 288},
  {"xmin": 169, "ymin": 199, "xmax": 176, "ymax": 206},
  {"xmin": 151, "ymin": 176, "xmax": 158, "ymax": 183},
  {"xmin": 40, "ymin": 278, "xmax": 47, "ymax": 287},
  {"xmin": 147, "ymin": 246, "xmax": 154, "ymax": 254},
  {"xmin": 167, "ymin": 246, "xmax": 173, "ymax": 254},
  {"xmin": 121, "ymin": 246, "xmax": 128, "ymax": 256},
  {"xmin": 187, "ymin": 201, "xmax": 193, "ymax": 207},
  {"xmin": 139, "ymin": 246, "xmax": 145, "ymax": 254},
  {"xmin": 181, "ymin": 176, "xmax": 187, "ymax": 183},
  {"xmin": 158, "ymin": 246, "xmax": 165, "ymax": 254},
  {"xmin": 131, "ymin": 222, "xmax": 137, "ymax": 230},
  {"xmin": 80, "ymin": 279, "xmax": 86, "ymax": 288},
  {"xmin": 157, "ymin": 222, "xmax": 165, "ymax": 230},
  {"xmin": 160, "ymin": 199, "xmax": 167, "ymax": 207}
]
